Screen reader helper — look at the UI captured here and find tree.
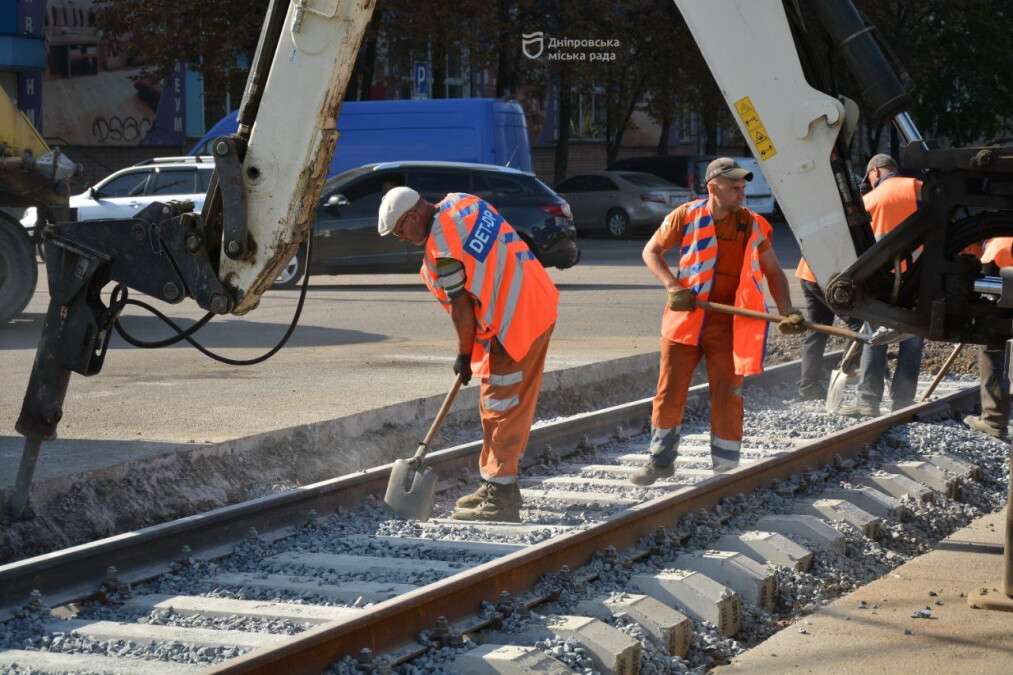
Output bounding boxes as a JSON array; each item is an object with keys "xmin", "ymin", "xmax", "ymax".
[
  {"xmin": 850, "ymin": 0, "xmax": 1013, "ymax": 151},
  {"xmin": 377, "ymin": 0, "xmax": 498, "ymax": 99},
  {"xmin": 355, "ymin": 7, "xmax": 385, "ymax": 100},
  {"xmin": 639, "ymin": 2, "xmax": 729, "ymax": 157},
  {"xmin": 94, "ymin": 0, "xmax": 269, "ymax": 120},
  {"xmin": 588, "ymin": 1, "xmax": 653, "ymax": 165},
  {"xmin": 640, "ymin": 3, "xmax": 681, "ymax": 156}
]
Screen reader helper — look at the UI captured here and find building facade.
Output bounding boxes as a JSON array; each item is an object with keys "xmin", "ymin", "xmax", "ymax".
[{"xmin": 2, "ymin": 1, "xmax": 47, "ymax": 130}]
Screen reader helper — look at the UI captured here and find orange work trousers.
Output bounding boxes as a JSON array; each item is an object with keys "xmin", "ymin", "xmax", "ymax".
[
  {"xmin": 652, "ymin": 315, "xmax": 743, "ymax": 457},
  {"xmin": 478, "ymin": 324, "xmax": 554, "ymax": 483}
]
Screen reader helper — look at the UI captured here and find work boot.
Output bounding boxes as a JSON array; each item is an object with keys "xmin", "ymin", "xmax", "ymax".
[
  {"xmin": 454, "ymin": 481, "xmax": 492, "ymax": 510},
  {"xmin": 712, "ymin": 454, "xmax": 740, "ymax": 473},
  {"xmin": 629, "ymin": 460, "xmax": 675, "ymax": 486},
  {"xmin": 451, "ymin": 482, "xmax": 521, "ymax": 522},
  {"xmin": 838, "ymin": 400, "xmax": 880, "ymax": 418},
  {"xmin": 964, "ymin": 414, "xmax": 1009, "ymax": 441}
]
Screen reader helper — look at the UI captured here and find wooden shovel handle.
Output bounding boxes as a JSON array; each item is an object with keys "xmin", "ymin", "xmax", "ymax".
[
  {"xmin": 414, "ymin": 376, "xmax": 464, "ymax": 460},
  {"xmin": 696, "ymin": 300, "xmax": 865, "ymax": 341},
  {"xmin": 920, "ymin": 343, "xmax": 965, "ymax": 402}
]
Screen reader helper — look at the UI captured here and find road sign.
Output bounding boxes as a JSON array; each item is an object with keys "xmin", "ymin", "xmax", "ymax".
[{"xmin": 413, "ymin": 61, "xmax": 430, "ymax": 99}]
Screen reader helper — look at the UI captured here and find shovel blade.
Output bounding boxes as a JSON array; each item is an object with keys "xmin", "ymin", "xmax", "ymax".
[
  {"xmin": 384, "ymin": 458, "xmax": 438, "ymax": 521},
  {"xmin": 825, "ymin": 368, "xmax": 850, "ymax": 413}
]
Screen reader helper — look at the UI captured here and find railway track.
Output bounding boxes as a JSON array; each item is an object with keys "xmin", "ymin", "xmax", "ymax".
[{"xmin": 0, "ymin": 359, "xmax": 1005, "ymax": 674}]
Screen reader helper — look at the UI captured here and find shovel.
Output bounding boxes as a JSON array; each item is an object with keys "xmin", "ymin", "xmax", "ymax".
[
  {"xmin": 826, "ymin": 339, "xmax": 864, "ymax": 413},
  {"xmin": 384, "ymin": 376, "xmax": 464, "ymax": 521},
  {"xmin": 919, "ymin": 343, "xmax": 965, "ymax": 402},
  {"xmin": 694, "ymin": 300, "xmax": 867, "ymax": 341}
]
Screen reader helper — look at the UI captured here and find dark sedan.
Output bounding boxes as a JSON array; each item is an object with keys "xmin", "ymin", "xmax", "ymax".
[{"xmin": 275, "ymin": 161, "xmax": 579, "ymax": 287}]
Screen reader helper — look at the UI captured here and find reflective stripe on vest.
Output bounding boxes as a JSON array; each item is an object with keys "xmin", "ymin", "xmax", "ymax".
[
  {"xmin": 662, "ymin": 199, "xmax": 771, "ymax": 376},
  {"xmin": 421, "ymin": 193, "xmax": 559, "ymax": 376}
]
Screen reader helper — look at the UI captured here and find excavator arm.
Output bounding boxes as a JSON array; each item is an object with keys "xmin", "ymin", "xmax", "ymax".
[
  {"xmin": 674, "ymin": 0, "xmax": 1013, "ymax": 343},
  {"xmin": 10, "ymin": 0, "xmax": 376, "ymax": 518},
  {"xmin": 210, "ymin": 0, "xmax": 377, "ymax": 315}
]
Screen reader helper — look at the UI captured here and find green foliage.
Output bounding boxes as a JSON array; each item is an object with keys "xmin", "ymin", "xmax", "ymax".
[
  {"xmin": 93, "ymin": 0, "xmax": 269, "ymax": 111},
  {"xmin": 93, "ymin": 0, "xmax": 1013, "ymax": 152},
  {"xmin": 855, "ymin": 0, "xmax": 1013, "ymax": 145}
]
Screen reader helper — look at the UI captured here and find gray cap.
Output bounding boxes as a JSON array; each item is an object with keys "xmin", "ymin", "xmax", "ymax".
[
  {"xmin": 706, "ymin": 157, "xmax": 753, "ymax": 182},
  {"xmin": 865, "ymin": 153, "xmax": 897, "ymax": 179}
]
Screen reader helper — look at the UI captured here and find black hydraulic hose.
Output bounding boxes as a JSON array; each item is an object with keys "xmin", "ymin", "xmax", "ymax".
[
  {"xmin": 113, "ymin": 237, "xmax": 312, "ymax": 366},
  {"xmin": 806, "ymin": 0, "xmax": 911, "ymax": 122},
  {"xmin": 237, "ymin": 0, "xmax": 292, "ymax": 139}
]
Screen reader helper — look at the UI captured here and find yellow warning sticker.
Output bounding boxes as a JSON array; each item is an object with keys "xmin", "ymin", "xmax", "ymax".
[{"xmin": 735, "ymin": 96, "xmax": 777, "ymax": 161}]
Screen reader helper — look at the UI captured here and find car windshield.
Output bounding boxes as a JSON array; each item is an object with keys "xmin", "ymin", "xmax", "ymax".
[
  {"xmin": 324, "ymin": 167, "xmax": 374, "ymax": 193},
  {"xmin": 620, "ymin": 173, "xmax": 675, "ymax": 188}
]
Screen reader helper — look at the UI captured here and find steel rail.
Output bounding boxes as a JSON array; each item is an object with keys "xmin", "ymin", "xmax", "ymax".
[
  {"xmin": 209, "ymin": 386, "xmax": 977, "ymax": 674},
  {"xmin": 0, "ymin": 358, "xmax": 810, "ymax": 622}
]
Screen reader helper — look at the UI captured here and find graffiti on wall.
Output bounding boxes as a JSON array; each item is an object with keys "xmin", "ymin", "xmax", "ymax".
[{"xmin": 41, "ymin": 0, "xmax": 187, "ymax": 146}]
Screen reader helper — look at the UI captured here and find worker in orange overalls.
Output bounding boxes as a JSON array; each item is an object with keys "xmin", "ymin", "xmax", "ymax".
[
  {"xmin": 378, "ymin": 187, "xmax": 557, "ymax": 522},
  {"xmin": 965, "ymin": 237, "xmax": 1013, "ymax": 439},
  {"xmin": 840, "ymin": 154, "xmax": 925, "ymax": 417},
  {"xmin": 632, "ymin": 158, "xmax": 805, "ymax": 485}
]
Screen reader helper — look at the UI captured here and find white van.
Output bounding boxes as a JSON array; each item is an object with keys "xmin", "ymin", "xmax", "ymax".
[{"xmin": 691, "ymin": 156, "xmax": 778, "ymax": 217}]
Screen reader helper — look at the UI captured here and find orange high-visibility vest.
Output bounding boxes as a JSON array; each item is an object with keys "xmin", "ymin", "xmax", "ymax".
[
  {"xmin": 799, "ymin": 175, "xmax": 922, "ymax": 282},
  {"xmin": 795, "ymin": 257, "xmax": 816, "ymax": 283},
  {"xmin": 864, "ymin": 176, "xmax": 921, "ymax": 238},
  {"xmin": 864, "ymin": 175, "xmax": 922, "ymax": 272},
  {"xmin": 421, "ymin": 193, "xmax": 559, "ymax": 377},
  {"xmin": 661, "ymin": 199, "xmax": 771, "ymax": 375},
  {"xmin": 982, "ymin": 237, "xmax": 1013, "ymax": 269}
]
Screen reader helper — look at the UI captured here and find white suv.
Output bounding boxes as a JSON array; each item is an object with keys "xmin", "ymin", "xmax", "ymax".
[{"xmin": 21, "ymin": 156, "xmax": 214, "ymax": 227}]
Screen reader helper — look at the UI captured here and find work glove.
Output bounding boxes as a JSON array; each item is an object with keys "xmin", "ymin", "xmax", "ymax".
[
  {"xmin": 666, "ymin": 287, "xmax": 696, "ymax": 311},
  {"xmin": 453, "ymin": 353, "xmax": 472, "ymax": 385},
  {"xmin": 778, "ymin": 310, "xmax": 807, "ymax": 335}
]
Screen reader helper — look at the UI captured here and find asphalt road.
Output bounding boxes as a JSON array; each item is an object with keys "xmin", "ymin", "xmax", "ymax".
[{"xmin": 0, "ymin": 230, "xmax": 804, "ymax": 470}]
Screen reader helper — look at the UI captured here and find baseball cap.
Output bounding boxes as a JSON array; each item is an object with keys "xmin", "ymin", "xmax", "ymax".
[
  {"xmin": 705, "ymin": 157, "xmax": 753, "ymax": 182},
  {"xmin": 377, "ymin": 186, "xmax": 420, "ymax": 236},
  {"xmin": 864, "ymin": 153, "xmax": 897, "ymax": 179}
]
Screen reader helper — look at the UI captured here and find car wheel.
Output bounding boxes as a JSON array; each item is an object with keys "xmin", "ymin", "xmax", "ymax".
[
  {"xmin": 605, "ymin": 208, "xmax": 630, "ymax": 238},
  {"xmin": 273, "ymin": 246, "xmax": 305, "ymax": 289}
]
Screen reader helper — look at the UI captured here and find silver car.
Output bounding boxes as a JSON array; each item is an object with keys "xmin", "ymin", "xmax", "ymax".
[{"xmin": 556, "ymin": 171, "xmax": 693, "ymax": 237}]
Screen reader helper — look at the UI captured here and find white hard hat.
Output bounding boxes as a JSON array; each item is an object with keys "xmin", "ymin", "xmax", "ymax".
[{"xmin": 377, "ymin": 186, "xmax": 420, "ymax": 236}]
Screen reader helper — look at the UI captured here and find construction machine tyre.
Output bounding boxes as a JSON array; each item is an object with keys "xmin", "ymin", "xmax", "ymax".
[{"xmin": 0, "ymin": 211, "xmax": 38, "ymax": 325}]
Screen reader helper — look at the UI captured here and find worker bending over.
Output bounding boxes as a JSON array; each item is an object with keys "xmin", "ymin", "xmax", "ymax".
[
  {"xmin": 378, "ymin": 187, "xmax": 557, "ymax": 522},
  {"xmin": 632, "ymin": 158, "xmax": 804, "ymax": 486}
]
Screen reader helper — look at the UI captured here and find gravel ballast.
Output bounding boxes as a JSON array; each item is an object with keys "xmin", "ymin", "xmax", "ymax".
[{"xmin": 1, "ymin": 375, "xmax": 1006, "ymax": 674}]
